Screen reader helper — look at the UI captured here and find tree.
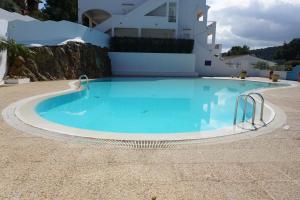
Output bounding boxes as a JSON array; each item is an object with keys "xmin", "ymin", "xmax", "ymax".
[
  {"xmin": 226, "ymin": 45, "xmax": 250, "ymax": 56},
  {"xmin": 42, "ymin": 0, "xmax": 78, "ymax": 22},
  {"xmin": 274, "ymin": 38, "xmax": 300, "ymax": 61},
  {"xmin": 0, "ymin": 0, "xmax": 23, "ymax": 13}
]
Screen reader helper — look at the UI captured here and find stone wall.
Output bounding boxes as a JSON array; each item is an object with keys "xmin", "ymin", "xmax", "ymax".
[{"xmin": 7, "ymin": 42, "xmax": 111, "ymax": 81}]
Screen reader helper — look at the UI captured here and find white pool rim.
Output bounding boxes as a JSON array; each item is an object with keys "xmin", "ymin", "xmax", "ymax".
[{"xmin": 2, "ymin": 78, "xmax": 298, "ymax": 142}]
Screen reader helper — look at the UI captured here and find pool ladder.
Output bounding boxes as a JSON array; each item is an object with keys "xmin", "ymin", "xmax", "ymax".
[
  {"xmin": 79, "ymin": 75, "xmax": 89, "ymax": 89},
  {"xmin": 233, "ymin": 93, "xmax": 265, "ymax": 126}
]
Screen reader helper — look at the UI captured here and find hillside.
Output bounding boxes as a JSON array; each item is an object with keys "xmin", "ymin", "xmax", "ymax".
[{"xmin": 250, "ymin": 46, "xmax": 280, "ymax": 61}]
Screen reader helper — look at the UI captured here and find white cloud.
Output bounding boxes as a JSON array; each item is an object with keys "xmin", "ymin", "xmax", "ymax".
[{"xmin": 207, "ymin": 0, "xmax": 300, "ymax": 51}]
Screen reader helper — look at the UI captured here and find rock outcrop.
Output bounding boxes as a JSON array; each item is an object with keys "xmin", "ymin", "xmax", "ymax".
[{"xmin": 7, "ymin": 42, "xmax": 111, "ymax": 81}]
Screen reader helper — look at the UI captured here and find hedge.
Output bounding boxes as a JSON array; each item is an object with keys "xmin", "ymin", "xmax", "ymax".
[{"xmin": 110, "ymin": 37, "xmax": 194, "ymax": 53}]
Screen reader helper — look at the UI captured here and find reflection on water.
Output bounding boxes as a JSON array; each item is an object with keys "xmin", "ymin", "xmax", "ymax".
[{"xmin": 37, "ymin": 78, "xmax": 280, "ymax": 134}]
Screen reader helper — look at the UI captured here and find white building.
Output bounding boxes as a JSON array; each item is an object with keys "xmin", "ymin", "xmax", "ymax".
[
  {"xmin": 79, "ymin": 0, "xmax": 220, "ymax": 50},
  {"xmin": 78, "ymin": 0, "xmax": 226, "ymax": 76},
  {"xmin": 223, "ymin": 55, "xmax": 277, "ymax": 76}
]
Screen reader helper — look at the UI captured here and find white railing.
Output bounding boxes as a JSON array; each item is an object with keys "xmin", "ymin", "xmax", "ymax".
[{"xmin": 78, "ymin": 75, "xmax": 89, "ymax": 89}]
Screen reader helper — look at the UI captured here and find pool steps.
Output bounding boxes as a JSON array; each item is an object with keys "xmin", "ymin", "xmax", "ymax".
[{"xmin": 234, "ymin": 93, "xmax": 265, "ymax": 127}]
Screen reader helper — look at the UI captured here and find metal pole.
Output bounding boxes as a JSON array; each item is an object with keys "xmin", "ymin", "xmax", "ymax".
[
  {"xmin": 242, "ymin": 96, "xmax": 247, "ymax": 122},
  {"xmin": 249, "ymin": 93, "xmax": 264, "ymax": 121},
  {"xmin": 246, "ymin": 95, "xmax": 256, "ymax": 125},
  {"xmin": 233, "ymin": 96, "xmax": 240, "ymax": 125}
]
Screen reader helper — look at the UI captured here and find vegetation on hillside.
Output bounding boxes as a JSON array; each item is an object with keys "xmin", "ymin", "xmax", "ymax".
[
  {"xmin": 250, "ymin": 46, "xmax": 280, "ymax": 61},
  {"xmin": 224, "ymin": 39, "xmax": 300, "ymax": 71},
  {"xmin": 0, "ymin": 0, "xmax": 24, "ymax": 13},
  {"xmin": 42, "ymin": 0, "xmax": 78, "ymax": 22},
  {"xmin": 250, "ymin": 39, "xmax": 300, "ymax": 63},
  {"xmin": 274, "ymin": 39, "xmax": 300, "ymax": 61},
  {"xmin": 225, "ymin": 45, "xmax": 250, "ymax": 56},
  {"xmin": 0, "ymin": 0, "xmax": 78, "ymax": 22}
]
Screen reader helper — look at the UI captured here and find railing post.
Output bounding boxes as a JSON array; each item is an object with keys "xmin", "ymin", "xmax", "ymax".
[
  {"xmin": 234, "ymin": 94, "xmax": 259, "ymax": 126},
  {"xmin": 79, "ymin": 75, "xmax": 89, "ymax": 89},
  {"xmin": 233, "ymin": 96, "xmax": 240, "ymax": 125},
  {"xmin": 248, "ymin": 93, "xmax": 264, "ymax": 121}
]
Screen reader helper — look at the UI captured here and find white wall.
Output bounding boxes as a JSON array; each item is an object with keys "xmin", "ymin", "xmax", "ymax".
[
  {"xmin": 257, "ymin": 70, "xmax": 287, "ymax": 79},
  {"xmin": 0, "ymin": 19, "xmax": 8, "ymax": 81},
  {"xmin": 8, "ymin": 20, "xmax": 110, "ymax": 47},
  {"xmin": 224, "ymin": 55, "xmax": 276, "ymax": 74},
  {"xmin": 109, "ymin": 52, "xmax": 197, "ymax": 76},
  {"xmin": 0, "ymin": 8, "xmax": 36, "ymax": 22},
  {"xmin": 194, "ymin": 45, "xmax": 237, "ymax": 77},
  {"xmin": 78, "ymin": 0, "xmax": 147, "ymax": 19},
  {"xmin": 222, "ymin": 55, "xmax": 280, "ymax": 77}
]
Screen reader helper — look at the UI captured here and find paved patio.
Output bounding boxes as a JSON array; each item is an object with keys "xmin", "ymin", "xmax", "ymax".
[{"xmin": 0, "ymin": 79, "xmax": 300, "ymax": 200}]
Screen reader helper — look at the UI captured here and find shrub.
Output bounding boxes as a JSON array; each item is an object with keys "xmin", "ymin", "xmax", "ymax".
[
  {"xmin": 0, "ymin": 38, "xmax": 34, "ymax": 66},
  {"xmin": 254, "ymin": 61, "xmax": 269, "ymax": 70},
  {"xmin": 284, "ymin": 60, "xmax": 300, "ymax": 68}
]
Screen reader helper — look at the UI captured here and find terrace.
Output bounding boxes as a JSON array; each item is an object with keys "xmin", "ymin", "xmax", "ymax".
[{"xmin": 0, "ymin": 78, "xmax": 300, "ymax": 199}]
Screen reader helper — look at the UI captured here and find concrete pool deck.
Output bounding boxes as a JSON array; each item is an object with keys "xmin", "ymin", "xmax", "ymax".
[{"xmin": 0, "ymin": 78, "xmax": 300, "ymax": 199}]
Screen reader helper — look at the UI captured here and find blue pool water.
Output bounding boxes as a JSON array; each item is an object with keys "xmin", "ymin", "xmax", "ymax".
[{"xmin": 36, "ymin": 78, "xmax": 283, "ymax": 134}]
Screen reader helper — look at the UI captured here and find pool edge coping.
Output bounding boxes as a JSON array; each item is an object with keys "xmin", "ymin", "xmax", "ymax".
[{"xmin": 2, "ymin": 77, "xmax": 298, "ymax": 143}]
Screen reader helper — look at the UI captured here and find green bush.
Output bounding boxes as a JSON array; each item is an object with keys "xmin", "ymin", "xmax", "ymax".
[
  {"xmin": 254, "ymin": 61, "xmax": 269, "ymax": 70},
  {"xmin": 110, "ymin": 37, "xmax": 194, "ymax": 53},
  {"xmin": 0, "ymin": 38, "xmax": 34, "ymax": 66},
  {"xmin": 284, "ymin": 60, "xmax": 300, "ymax": 68}
]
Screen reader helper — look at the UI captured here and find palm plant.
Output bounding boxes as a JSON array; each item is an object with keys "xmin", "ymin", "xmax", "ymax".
[{"xmin": 0, "ymin": 38, "xmax": 34, "ymax": 65}]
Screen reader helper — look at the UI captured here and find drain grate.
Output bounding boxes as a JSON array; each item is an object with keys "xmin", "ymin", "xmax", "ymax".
[{"xmin": 92, "ymin": 139, "xmax": 190, "ymax": 149}]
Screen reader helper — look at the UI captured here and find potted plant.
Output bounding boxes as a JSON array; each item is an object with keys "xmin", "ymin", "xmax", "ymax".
[
  {"xmin": 272, "ymin": 74, "xmax": 280, "ymax": 82},
  {"xmin": 239, "ymin": 70, "xmax": 247, "ymax": 79},
  {"xmin": 269, "ymin": 70, "xmax": 274, "ymax": 80}
]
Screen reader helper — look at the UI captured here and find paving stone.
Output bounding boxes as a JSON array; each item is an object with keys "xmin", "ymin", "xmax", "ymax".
[{"xmin": 0, "ymin": 80, "xmax": 299, "ymax": 199}]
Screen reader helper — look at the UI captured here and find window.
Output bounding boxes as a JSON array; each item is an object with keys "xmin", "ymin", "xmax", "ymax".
[
  {"xmin": 122, "ymin": 3, "xmax": 135, "ymax": 14},
  {"xmin": 197, "ymin": 12, "xmax": 204, "ymax": 22},
  {"xmin": 183, "ymin": 33, "xmax": 190, "ymax": 39},
  {"xmin": 168, "ymin": 2, "xmax": 177, "ymax": 22},
  {"xmin": 146, "ymin": 3, "xmax": 167, "ymax": 16},
  {"xmin": 207, "ymin": 35, "xmax": 213, "ymax": 44},
  {"xmin": 205, "ymin": 60, "xmax": 212, "ymax": 66},
  {"xmin": 105, "ymin": 29, "xmax": 112, "ymax": 36},
  {"xmin": 182, "ymin": 28, "xmax": 191, "ymax": 39},
  {"xmin": 82, "ymin": 14, "xmax": 89, "ymax": 27},
  {"xmin": 141, "ymin": 29, "xmax": 175, "ymax": 39},
  {"xmin": 114, "ymin": 28, "xmax": 139, "ymax": 37}
]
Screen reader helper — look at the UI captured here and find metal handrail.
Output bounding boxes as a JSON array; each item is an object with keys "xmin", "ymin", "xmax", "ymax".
[
  {"xmin": 248, "ymin": 93, "xmax": 264, "ymax": 121},
  {"xmin": 233, "ymin": 94, "xmax": 257, "ymax": 125},
  {"xmin": 79, "ymin": 75, "xmax": 89, "ymax": 89},
  {"xmin": 234, "ymin": 94, "xmax": 247, "ymax": 125}
]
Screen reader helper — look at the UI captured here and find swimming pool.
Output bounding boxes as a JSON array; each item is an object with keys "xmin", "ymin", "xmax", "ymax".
[{"xmin": 35, "ymin": 78, "xmax": 283, "ymax": 134}]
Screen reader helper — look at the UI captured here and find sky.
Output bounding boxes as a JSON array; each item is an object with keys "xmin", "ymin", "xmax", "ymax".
[
  {"xmin": 207, "ymin": 0, "xmax": 300, "ymax": 51},
  {"xmin": 38, "ymin": 1, "xmax": 45, "ymax": 9}
]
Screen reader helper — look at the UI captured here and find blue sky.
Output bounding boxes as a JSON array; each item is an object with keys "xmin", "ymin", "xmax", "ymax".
[
  {"xmin": 38, "ymin": 1, "xmax": 45, "ymax": 9},
  {"xmin": 207, "ymin": 0, "xmax": 300, "ymax": 51}
]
